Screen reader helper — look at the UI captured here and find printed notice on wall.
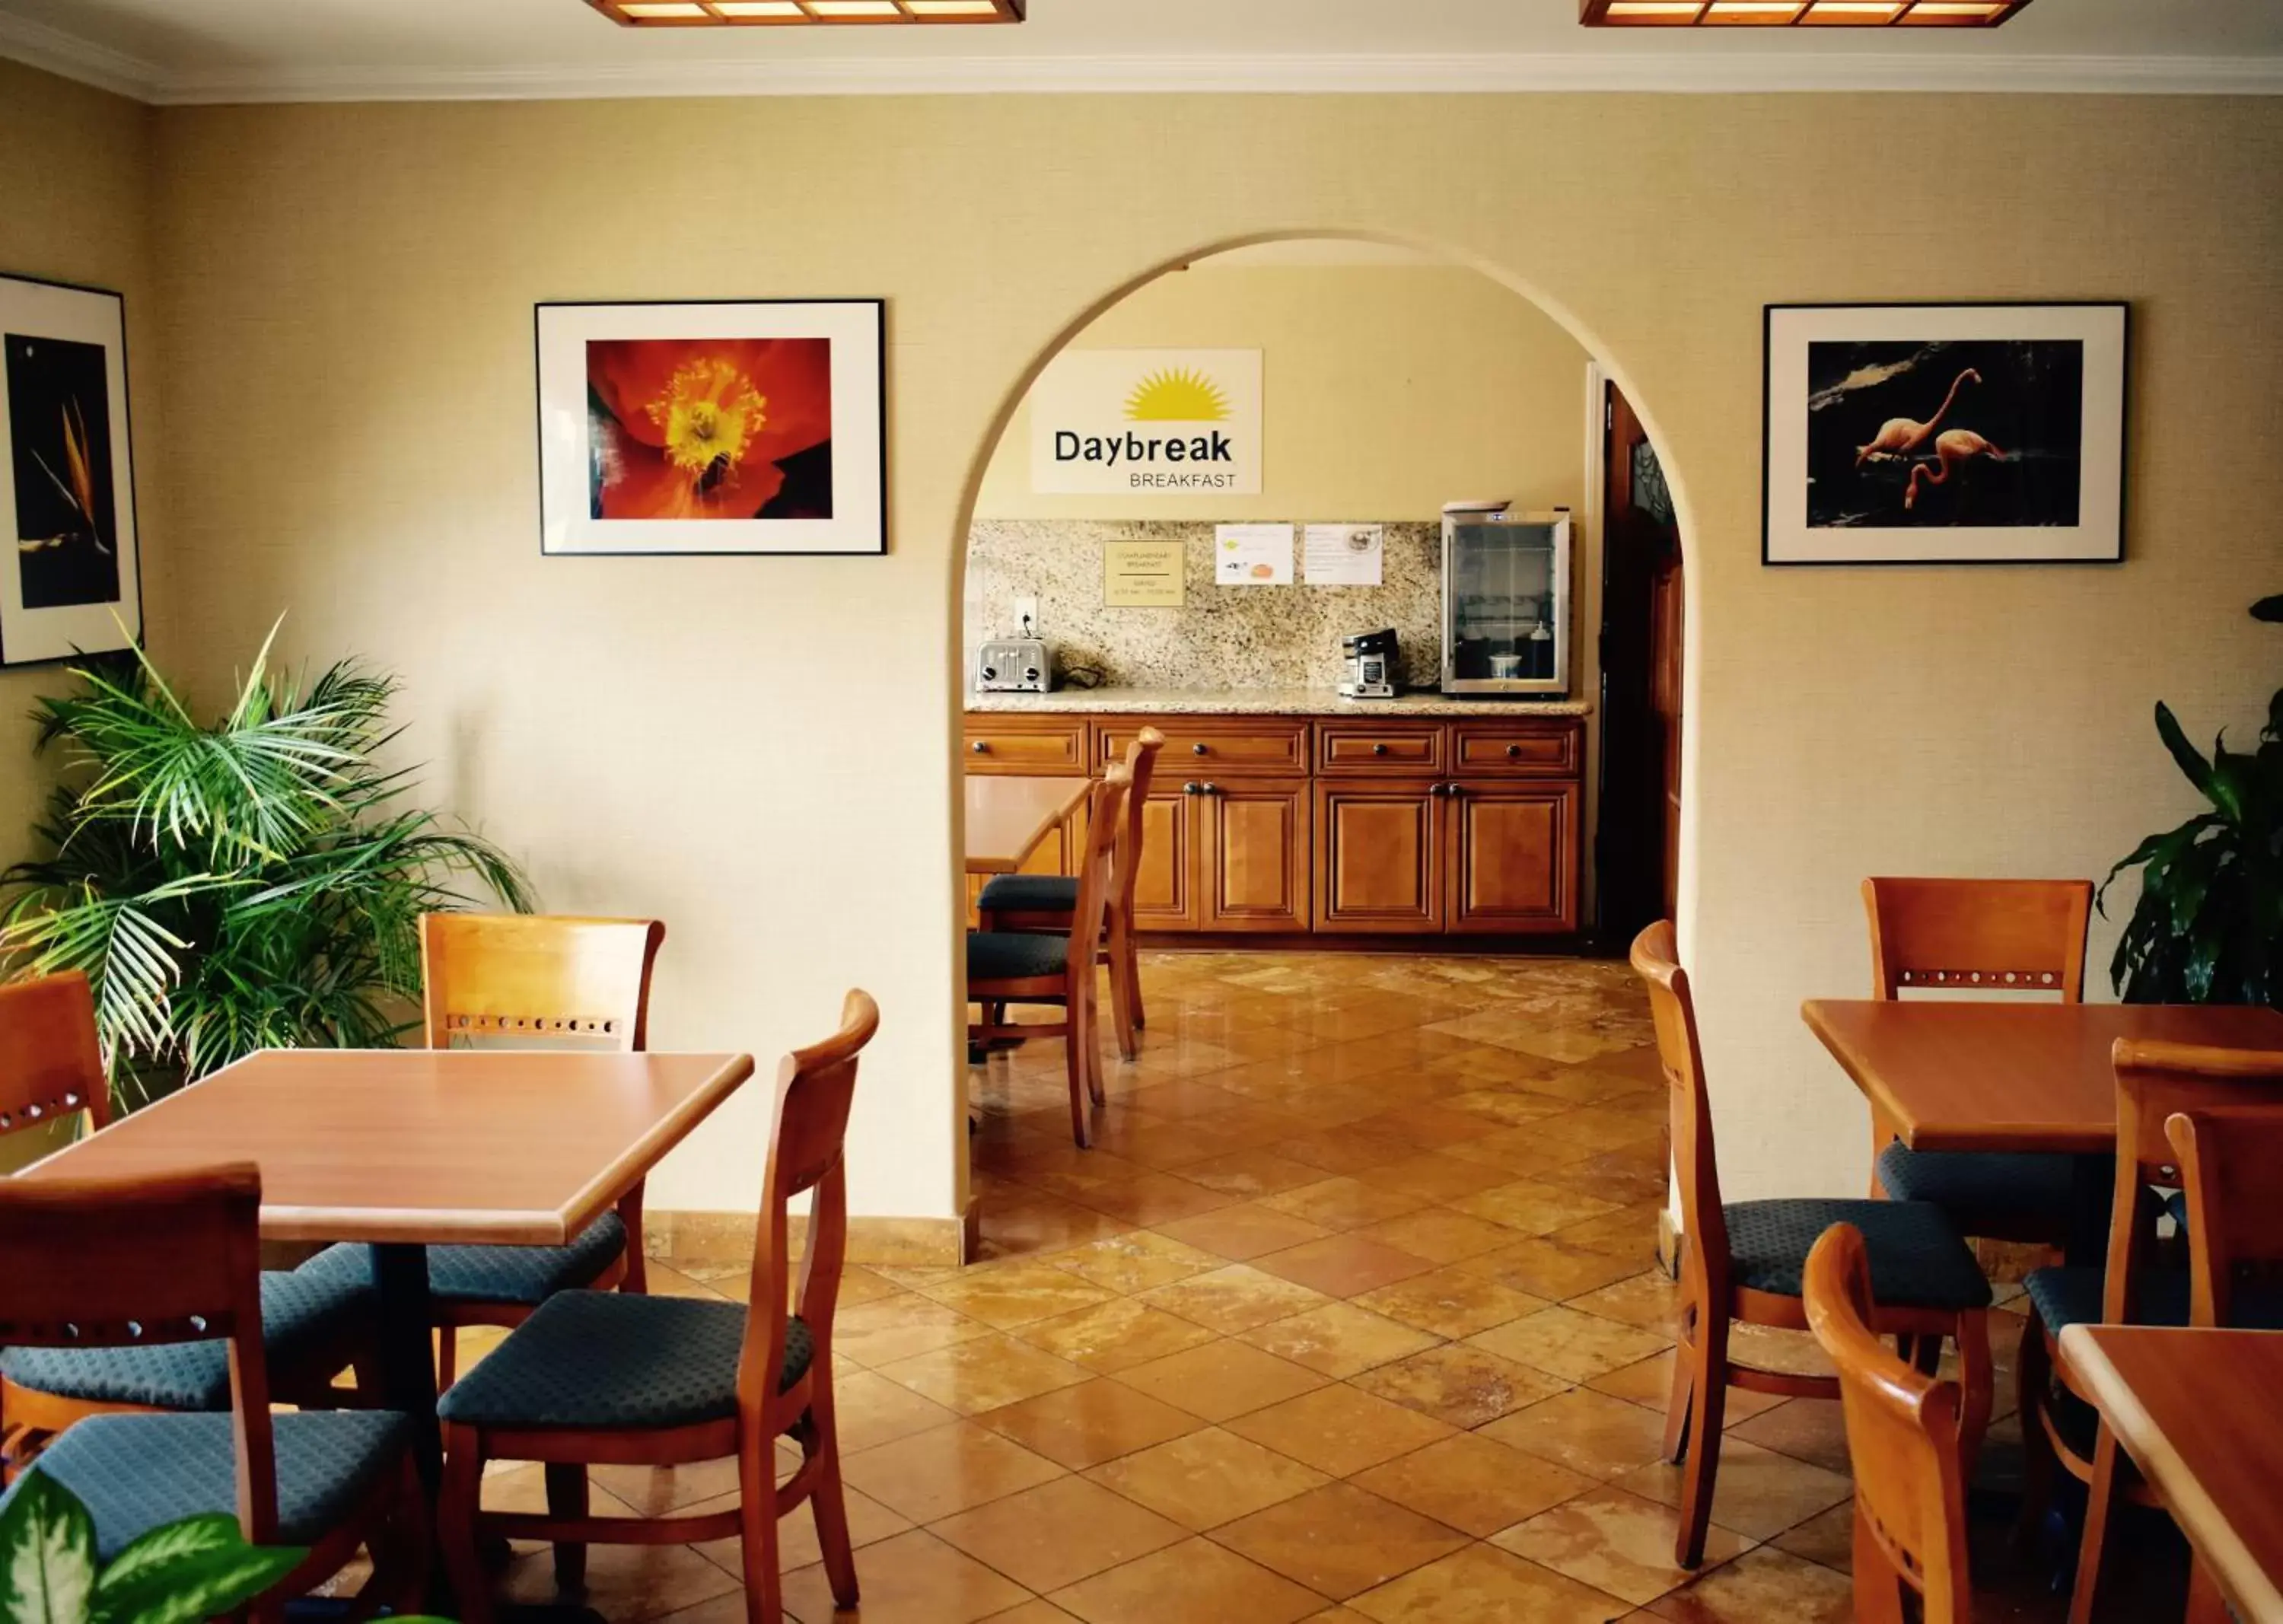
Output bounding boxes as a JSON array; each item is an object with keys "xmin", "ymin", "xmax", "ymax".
[
  {"xmin": 1028, "ymin": 349, "xmax": 1264, "ymax": 495},
  {"xmin": 1103, "ymin": 540, "xmax": 1184, "ymax": 608},
  {"xmin": 1215, "ymin": 523, "xmax": 1293, "ymax": 587},
  {"xmin": 1303, "ymin": 524, "xmax": 1383, "ymax": 587}
]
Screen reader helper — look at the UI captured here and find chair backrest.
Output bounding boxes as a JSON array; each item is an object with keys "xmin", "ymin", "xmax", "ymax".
[
  {"xmin": 2104, "ymin": 1042, "xmax": 2283, "ymax": 1324},
  {"xmin": 2165, "ymin": 1104, "xmax": 2283, "ymax": 1327},
  {"xmin": 0, "ymin": 1165, "xmax": 279, "ymax": 1538},
  {"xmin": 1862, "ymin": 877, "xmax": 2091, "ymax": 1001},
  {"xmin": 0, "ymin": 970, "xmax": 112, "ymax": 1139},
  {"xmin": 737, "ymin": 990, "xmax": 881, "ymax": 1422},
  {"xmin": 1804, "ymin": 1224, "xmax": 1973, "ymax": 1624},
  {"xmin": 1629, "ymin": 921, "xmax": 1728, "ymax": 1307},
  {"xmin": 1113, "ymin": 728, "xmax": 1165, "ymax": 925},
  {"xmin": 1068, "ymin": 766, "xmax": 1132, "ymax": 970},
  {"xmin": 420, "ymin": 913, "xmax": 665, "ymax": 1051}
]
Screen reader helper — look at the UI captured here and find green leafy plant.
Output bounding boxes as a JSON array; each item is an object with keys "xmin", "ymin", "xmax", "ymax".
[
  {"xmin": 1, "ymin": 625, "xmax": 530, "ymax": 1104},
  {"xmin": 2100, "ymin": 594, "xmax": 2283, "ymax": 1007},
  {"xmin": 0, "ymin": 1472, "xmax": 307, "ymax": 1624}
]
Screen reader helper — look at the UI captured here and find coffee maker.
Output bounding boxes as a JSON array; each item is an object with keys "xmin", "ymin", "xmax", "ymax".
[{"xmin": 1339, "ymin": 629, "xmax": 1399, "ymax": 700}]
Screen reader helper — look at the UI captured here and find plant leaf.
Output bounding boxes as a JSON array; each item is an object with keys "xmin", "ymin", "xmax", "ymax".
[
  {"xmin": 0, "ymin": 1471, "xmax": 99, "ymax": 1624},
  {"xmin": 89, "ymin": 1514, "xmax": 306, "ymax": 1624},
  {"xmin": 2155, "ymin": 702, "xmax": 2220, "ymax": 807}
]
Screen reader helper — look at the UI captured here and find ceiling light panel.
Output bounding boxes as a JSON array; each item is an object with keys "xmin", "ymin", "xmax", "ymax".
[
  {"xmin": 1583, "ymin": 0, "xmax": 2030, "ymax": 24},
  {"xmin": 588, "ymin": 0, "xmax": 1024, "ymax": 24}
]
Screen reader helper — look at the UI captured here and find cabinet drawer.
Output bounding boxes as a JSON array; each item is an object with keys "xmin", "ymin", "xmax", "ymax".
[
  {"xmin": 964, "ymin": 719, "xmax": 1088, "ymax": 775},
  {"xmin": 1450, "ymin": 721, "xmax": 1582, "ymax": 777},
  {"xmin": 1317, "ymin": 721, "xmax": 1445, "ymax": 775},
  {"xmin": 1101, "ymin": 721, "xmax": 1307, "ymax": 777}
]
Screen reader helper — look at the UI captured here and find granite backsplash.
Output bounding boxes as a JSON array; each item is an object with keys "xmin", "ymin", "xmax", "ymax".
[{"xmin": 965, "ymin": 519, "xmax": 1446, "ymax": 691}]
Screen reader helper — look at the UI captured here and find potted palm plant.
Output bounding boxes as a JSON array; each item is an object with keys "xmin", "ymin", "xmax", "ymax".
[
  {"xmin": 2, "ymin": 625, "xmax": 529, "ymax": 1106},
  {"xmin": 2100, "ymin": 594, "xmax": 2282, "ymax": 1008}
]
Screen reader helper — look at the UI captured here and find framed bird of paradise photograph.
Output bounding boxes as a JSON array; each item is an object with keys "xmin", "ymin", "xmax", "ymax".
[
  {"xmin": 2, "ymin": 272, "xmax": 142, "ymax": 666},
  {"xmin": 536, "ymin": 298, "xmax": 885, "ymax": 556},
  {"xmin": 1763, "ymin": 301, "xmax": 2128, "ymax": 565}
]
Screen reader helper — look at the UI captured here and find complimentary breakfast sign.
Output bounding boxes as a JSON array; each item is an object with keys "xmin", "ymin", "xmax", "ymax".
[{"xmin": 1029, "ymin": 349, "xmax": 1262, "ymax": 495}]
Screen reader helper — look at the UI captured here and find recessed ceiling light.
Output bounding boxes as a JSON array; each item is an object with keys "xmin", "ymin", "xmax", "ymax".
[
  {"xmin": 1583, "ymin": 0, "xmax": 2030, "ymax": 24},
  {"xmin": 587, "ymin": 0, "xmax": 1024, "ymax": 23}
]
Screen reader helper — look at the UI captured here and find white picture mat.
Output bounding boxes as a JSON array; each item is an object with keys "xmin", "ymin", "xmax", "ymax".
[
  {"xmin": 1766, "ymin": 304, "xmax": 2126, "ymax": 564},
  {"xmin": 1028, "ymin": 348, "xmax": 1263, "ymax": 495},
  {"xmin": 0, "ymin": 277, "xmax": 140, "ymax": 664},
  {"xmin": 537, "ymin": 301, "xmax": 884, "ymax": 555}
]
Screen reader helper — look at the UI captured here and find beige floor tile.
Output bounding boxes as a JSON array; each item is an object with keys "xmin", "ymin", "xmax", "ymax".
[
  {"xmin": 495, "ymin": 1536, "xmax": 740, "ymax": 1620},
  {"xmin": 1352, "ymin": 1267, "xmax": 1549, "ymax": 1339},
  {"xmin": 1152, "ymin": 1202, "xmax": 1338, "ymax": 1263},
  {"xmin": 823, "ymin": 1369, "xmax": 963, "ymax": 1454},
  {"xmin": 974, "ymin": 1377, "xmax": 1205, "ymax": 1470},
  {"xmin": 1468, "ymin": 1305, "xmax": 1674, "ymax": 1384},
  {"xmin": 1350, "ymin": 1433, "xmax": 1594, "ymax": 1537},
  {"xmin": 876, "ymin": 1333, "xmax": 1093, "ymax": 1415},
  {"xmin": 1071, "ymin": 1170, "xmax": 1241, "ymax": 1226},
  {"xmin": 1563, "ymin": 1271, "xmax": 1684, "ymax": 1334},
  {"xmin": 1049, "ymin": 1537, "xmax": 1326, "ymax": 1624},
  {"xmin": 1261, "ymin": 1177, "xmax": 1429, "ymax": 1233},
  {"xmin": 1479, "ymin": 1390, "xmax": 1673, "ymax": 1482},
  {"xmin": 1086, "ymin": 1425, "xmax": 1329, "ymax": 1530},
  {"xmin": 1641, "ymin": 1546, "xmax": 1852, "ymax": 1623},
  {"xmin": 1493, "ymin": 1485, "xmax": 1756, "ymax": 1606},
  {"xmin": 1048, "ymin": 1230, "xmax": 1228, "ymax": 1294},
  {"xmin": 834, "ymin": 1294, "xmax": 994, "ymax": 1367},
  {"xmin": 581, "ymin": 1457, "xmax": 737, "ymax": 1518},
  {"xmin": 1224, "ymin": 1382, "xmax": 1456, "ymax": 1477},
  {"xmin": 1436, "ymin": 1090, "xmax": 1574, "ymax": 1129},
  {"xmin": 1352, "ymin": 1151, "xmax": 1521, "ymax": 1202},
  {"xmin": 979, "ymin": 1603, "xmax": 1085, "ymax": 1623},
  {"xmin": 1585, "ymin": 1351, "xmax": 1785, "ymax": 1424},
  {"xmin": 1725, "ymin": 1398, "xmax": 1852, "ymax": 1476},
  {"xmin": 779, "ymin": 1528, "xmax": 1031, "ymax": 1624},
  {"xmin": 1235, "ymin": 1301, "xmax": 1444, "ymax": 1378},
  {"xmin": 1181, "ymin": 1147, "xmax": 1338, "ymax": 1198},
  {"xmin": 1014, "ymin": 1296, "xmax": 1220, "ymax": 1374},
  {"xmin": 1348, "ymin": 1543, "xmax": 1629, "ymax": 1624},
  {"xmin": 1348, "ymin": 1208, "xmax": 1523, "ymax": 1266},
  {"xmin": 1529, "ymin": 1105, "xmax": 1669, "ymax": 1154},
  {"xmin": 1137, "ymin": 1263, "xmax": 1335, "ymax": 1333},
  {"xmin": 685, "ymin": 1481, "xmax": 910, "ymax": 1578},
  {"xmin": 1277, "ymin": 1129, "xmax": 1424, "ymax": 1177},
  {"xmin": 1111, "ymin": 1339, "xmax": 1329, "ymax": 1422},
  {"xmin": 1250, "ymin": 1234, "xmax": 1438, "ymax": 1298},
  {"xmin": 1546, "ymin": 1202, "xmax": 1665, "ymax": 1263},
  {"xmin": 1214, "ymin": 1482, "xmax": 1467, "ymax": 1601},
  {"xmin": 933, "ymin": 1475, "xmax": 1189, "ymax": 1594},
  {"xmin": 1348, "ymin": 1342, "xmax": 1571, "ymax": 1428},
  {"xmin": 1769, "ymin": 1500, "xmax": 1854, "ymax": 1571},
  {"xmin": 841, "ymin": 1419, "xmax": 1067, "ymax": 1523},
  {"xmin": 1450, "ymin": 1180, "xmax": 1623, "ymax": 1238},
  {"xmin": 919, "ymin": 1260, "xmax": 1121, "ymax": 1329},
  {"xmin": 1613, "ymin": 1437, "xmax": 1853, "ymax": 1541}
]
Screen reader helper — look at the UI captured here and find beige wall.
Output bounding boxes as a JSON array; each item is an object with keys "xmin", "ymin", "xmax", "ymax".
[{"xmin": 134, "ymin": 91, "xmax": 2281, "ymax": 1222}]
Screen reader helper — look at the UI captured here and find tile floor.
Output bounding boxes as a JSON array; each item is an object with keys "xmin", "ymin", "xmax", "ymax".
[{"xmin": 462, "ymin": 949, "xmax": 2188, "ymax": 1623}]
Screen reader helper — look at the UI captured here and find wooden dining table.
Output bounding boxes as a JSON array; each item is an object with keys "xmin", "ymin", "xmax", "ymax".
[
  {"xmin": 965, "ymin": 772, "xmax": 1091, "ymax": 875},
  {"xmin": 2060, "ymin": 1324, "xmax": 2283, "ymax": 1624},
  {"xmin": 21, "ymin": 1047, "xmax": 755, "ymax": 1511}
]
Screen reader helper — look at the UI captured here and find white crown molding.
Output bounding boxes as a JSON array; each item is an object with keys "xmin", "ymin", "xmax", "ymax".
[{"xmin": 0, "ymin": 10, "xmax": 163, "ymax": 101}]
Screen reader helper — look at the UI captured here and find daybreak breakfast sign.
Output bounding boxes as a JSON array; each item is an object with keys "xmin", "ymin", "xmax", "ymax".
[{"xmin": 1029, "ymin": 349, "xmax": 1262, "ymax": 495}]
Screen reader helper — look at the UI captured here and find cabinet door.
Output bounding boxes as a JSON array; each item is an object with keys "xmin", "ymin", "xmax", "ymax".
[
  {"xmin": 1445, "ymin": 782, "xmax": 1579, "ymax": 934},
  {"xmin": 1199, "ymin": 781, "xmax": 1310, "ymax": 932},
  {"xmin": 1127, "ymin": 788, "xmax": 1201, "ymax": 931},
  {"xmin": 1314, "ymin": 781, "xmax": 1442, "ymax": 932}
]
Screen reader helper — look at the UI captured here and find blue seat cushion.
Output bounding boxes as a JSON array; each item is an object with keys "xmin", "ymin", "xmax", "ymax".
[
  {"xmin": 0, "ymin": 1410, "xmax": 410, "ymax": 1562},
  {"xmin": 2023, "ymin": 1266, "xmax": 2283, "ymax": 1333},
  {"xmin": 968, "ymin": 931, "xmax": 1070, "ymax": 982},
  {"xmin": 438, "ymin": 1291, "xmax": 811, "ymax": 1431},
  {"xmin": 1875, "ymin": 1143, "xmax": 2103, "ymax": 1238},
  {"xmin": 1724, "ymin": 1198, "xmax": 1992, "ymax": 1310},
  {"xmin": 308, "ymin": 1210, "xmax": 627, "ymax": 1309},
  {"xmin": 977, "ymin": 874, "xmax": 1078, "ymax": 915},
  {"xmin": 0, "ymin": 1255, "xmax": 374, "ymax": 1410}
]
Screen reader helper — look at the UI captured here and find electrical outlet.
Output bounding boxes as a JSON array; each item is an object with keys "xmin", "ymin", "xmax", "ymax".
[{"xmin": 1013, "ymin": 596, "xmax": 1040, "ymax": 638}]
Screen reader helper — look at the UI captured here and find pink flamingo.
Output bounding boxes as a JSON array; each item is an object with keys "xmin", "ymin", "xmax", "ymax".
[
  {"xmin": 1855, "ymin": 368, "xmax": 1981, "ymax": 467},
  {"xmin": 1904, "ymin": 428, "xmax": 2005, "ymax": 511}
]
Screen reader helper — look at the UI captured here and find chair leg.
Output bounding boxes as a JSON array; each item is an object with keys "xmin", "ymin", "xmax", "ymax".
[
  {"xmin": 438, "ymin": 1423, "xmax": 494, "ymax": 1624},
  {"xmin": 1953, "ymin": 1310, "xmax": 1993, "ymax": 1485},
  {"xmin": 1106, "ymin": 921, "xmax": 1140, "ymax": 1063},
  {"xmin": 2014, "ymin": 1317, "xmax": 2060, "ymax": 1552},
  {"xmin": 1064, "ymin": 1000, "xmax": 1092, "ymax": 1149},
  {"xmin": 546, "ymin": 1462, "xmax": 589, "ymax": 1591},
  {"xmin": 1084, "ymin": 977, "xmax": 1107, "ymax": 1107},
  {"xmin": 1663, "ymin": 1317, "xmax": 1697, "ymax": 1463},
  {"xmin": 737, "ymin": 1436, "xmax": 785, "ymax": 1624},
  {"xmin": 2068, "ymin": 1424, "xmax": 2126, "ymax": 1624},
  {"xmin": 435, "ymin": 1323, "xmax": 460, "ymax": 1393},
  {"xmin": 807, "ymin": 1396, "xmax": 860, "ymax": 1609},
  {"xmin": 1126, "ymin": 938, "xmax": 1146, "ymax": 1031},
  {"xmin": 1673, "ymin": 1320, "xmax": 1729, "ymax": 1569}
]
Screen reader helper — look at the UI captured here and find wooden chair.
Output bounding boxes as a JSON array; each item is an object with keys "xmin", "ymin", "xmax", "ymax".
[
  {"xmin": 2013, "ymin": 1041, "xmax": 2283, "ymax": 1624},
  {"xmin": 364, "ymin": 913, "xmax": 664, "ymax": 1389},
  {"xmin": 1631, "ymin": 921, "xmax": 1992, "ymax": 1569},
  {"xmin": 977, "ymin": 726, "xmax": 1163, "ymax": 1059},
  {"xmin": 1863, "ymin": 877, "xmax": 2099, "ymax": 1244},
  {"xmin": 437, "ymin": 992, "xmax": 880, "ymax": 1624},
  {"xmin": 1804, "ymin": 1223, "xmax": 1975, "ymax": 1624},
  {"xmin": 970, "ymin": 766, "xmax": 1131, "ymax": 1148},
  {"xmin": 0, "ymin": 1164, "xmax": 425, "ymax": 1616},
  {"xmin": 0, "ymin": 972, "xmax": 374, "ymax": 1470}
]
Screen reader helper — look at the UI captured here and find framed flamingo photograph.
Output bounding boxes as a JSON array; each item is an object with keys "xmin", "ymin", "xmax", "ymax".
[
  {"xmin": 1763, "ymin": 301, "xmax": 2127, "ymax": 565},
  {"xmin": 536, "ymin": 298, "xmax": 884, "ymax": 556}
]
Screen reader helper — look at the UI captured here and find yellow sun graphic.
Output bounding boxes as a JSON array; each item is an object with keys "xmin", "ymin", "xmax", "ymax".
[{"xmin": 1124, "ymin": 367, "xmax": 1230, "ymax": 422}]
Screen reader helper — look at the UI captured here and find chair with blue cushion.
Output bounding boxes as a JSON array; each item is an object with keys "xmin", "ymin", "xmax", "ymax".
[
  {"xmin": 1863, "ymin": 877, "xmax": 2106, "ymax": 1245},
  {"xmin": 1632, "ymin": 921, "xmax": 1993, "ymax": 1571},
  {"xmin": 0, "ymin": 1163, "xmax": 424, "ymax": 1613},
  {"xmin": 2020, "ymin": 1044, "xmax": 2283, "ymax": 1624},
  {"xmin": 0, "ymin": 972, "xmax": 375, "ymax": 1469},
  {"xmin": 435, "ymin": 990, "xmax": 880, "ymax": 1624}
]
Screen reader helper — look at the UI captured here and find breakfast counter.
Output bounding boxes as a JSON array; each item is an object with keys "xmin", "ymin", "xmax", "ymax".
[{"xmin": 967, "ymin": 686, "xmax": 1593, "ymax": 718}]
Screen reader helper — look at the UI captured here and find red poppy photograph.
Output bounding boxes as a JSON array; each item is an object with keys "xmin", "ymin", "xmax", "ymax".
[{"xmin": 586, "ymin": 336, "xmax": 833, "ymax": 521}]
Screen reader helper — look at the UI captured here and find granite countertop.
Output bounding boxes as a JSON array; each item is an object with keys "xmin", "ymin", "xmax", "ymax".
[{"xmin": 967, "ymin": 686, "xmax": 1593, "ymax": 718}]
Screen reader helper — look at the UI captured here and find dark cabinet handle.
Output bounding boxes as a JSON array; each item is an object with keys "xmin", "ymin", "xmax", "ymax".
[
  {"xmin": 1371, "ymin": 743, "xmax": 1389, "ymax": 756},
  {"xmin": 1505, "ymin": 744, "xmax": 1522, "ymax": 758},
  {"xmin": 1201, "ymin": 782, "xmax": 1220, "ymax": 796},
  {"xmin": 1183, "ymin": 782, "xmax": 1202, "ymax": 795},
  {"xmin": 970, "ymin": 740, "xmax": 988, "ymax": 753},
  {"xmin": 1192, "ymin": 743, "xmax": 1209, "ymax": 756}
]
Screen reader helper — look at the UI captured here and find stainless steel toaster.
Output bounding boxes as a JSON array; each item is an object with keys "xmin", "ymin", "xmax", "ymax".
[{"xmin": 976, "ymin": 638, "xmax": 1052, "ymax": 694}]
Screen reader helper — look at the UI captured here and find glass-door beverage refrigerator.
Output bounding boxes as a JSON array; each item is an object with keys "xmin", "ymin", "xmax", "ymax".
[{"xmin": 1441, "ymin": 506, "xmax": 1571, "ymax": 696}]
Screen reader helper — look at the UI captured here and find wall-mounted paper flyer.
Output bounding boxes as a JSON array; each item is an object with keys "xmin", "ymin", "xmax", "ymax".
[
  {"xmin": 1215, "ymin": 523, "xmax": 1293, "ymax": 586},
  {"xmin": 1303, "ymin": 524, "xmax": 1383, "ymax": 587}
]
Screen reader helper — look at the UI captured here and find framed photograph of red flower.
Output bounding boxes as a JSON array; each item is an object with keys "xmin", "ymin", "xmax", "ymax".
[{"xmin": 537, "ymin": 299, "xmax": 884, "ymax": 556}]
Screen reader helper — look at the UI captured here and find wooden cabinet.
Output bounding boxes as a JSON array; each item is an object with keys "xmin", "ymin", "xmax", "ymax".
[
  {"xmin": 1199, "ymin": 780, "xmax": 1310, "ymax": 931},
  {"xmin": 1445, "ymin": 782, "xmax": 1578, "ymax": 933},
  {"xmin": 964, "ymin": 718, "xmax": 1088, "ymax": 775},
  {"xmin": 1126, "ymin": 787, "xmax": 1201, "ymax": 931},
  {"xmin": 1317, "ymin": 781, "xmax": 1441, "ymax": 931}
]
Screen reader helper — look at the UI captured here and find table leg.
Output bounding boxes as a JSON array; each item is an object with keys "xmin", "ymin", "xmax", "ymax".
[{"xmin": 369, "ymin": 1242, "xmax": 443, "ymax": 1496}]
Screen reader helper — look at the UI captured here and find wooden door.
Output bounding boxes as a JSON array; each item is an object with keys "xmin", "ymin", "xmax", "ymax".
[
  {"xmin": 1199, "ymin": 781, "xmax": 1310, "ymax": 931},
  {"xmin": 1445, "ymin": 782, "xmax": 1580, "ymax": 934},
  {"xmin": 1314, "ymin": 782, "xmax": 1441, "ymax": 932},
  {"xmin": 1128, "ymin": 787, "xmax": 1201, "ymax": 931}
]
